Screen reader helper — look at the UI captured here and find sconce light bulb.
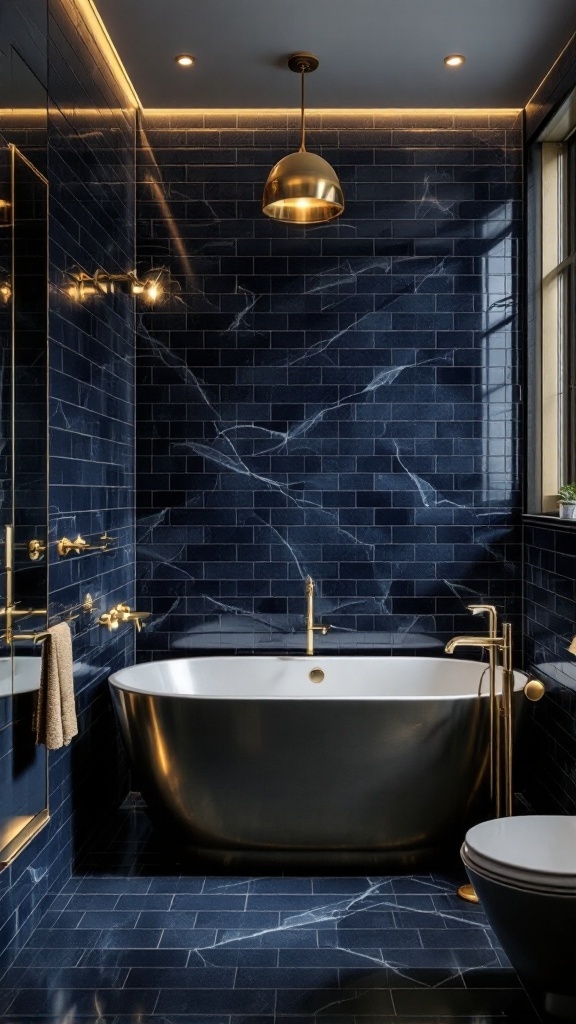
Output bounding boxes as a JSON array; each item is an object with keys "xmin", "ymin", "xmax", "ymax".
[
  {"xmin": 146, "ymin": 283, "xmax": 161, "ymax": 302},
  {"xmin": 444, "ymin": 54, "xmax": 466, "ymax": 67}
]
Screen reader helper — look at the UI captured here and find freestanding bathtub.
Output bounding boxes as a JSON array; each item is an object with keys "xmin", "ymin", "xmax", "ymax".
[{"xmin": 109, "ymin": 656, "xmax": 527, "ymax": 865}]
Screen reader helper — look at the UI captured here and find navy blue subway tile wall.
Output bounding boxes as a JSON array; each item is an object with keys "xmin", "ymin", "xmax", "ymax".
[
  {"xmin": 136, "ymin": 111, "xmax": 523, "ymax": 659},
  {"xmin": 522, "ymin": 522, "xmax": 576, "ymax": 816},
  {"xmin": 0, "ymin": 0, "xmax": 136, "ymax": 960}
]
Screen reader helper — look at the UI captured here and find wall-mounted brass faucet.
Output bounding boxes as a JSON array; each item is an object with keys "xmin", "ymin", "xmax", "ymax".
[
  {"xmin": 305, "ymin": 576, "xmax": 331, "ymax": 656},
  {"xmin": 57, "ymin": 532, "xmax": 116, "ymax": 557},
  {"xmin": 99, "ymin": 603, "xmax": 151, "ymax": 633}
]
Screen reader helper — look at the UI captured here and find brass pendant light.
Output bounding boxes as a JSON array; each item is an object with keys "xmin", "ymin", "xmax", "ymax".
[{"xmin": 262, "ymin": 53, "xmax": 344, "ymax": 224}]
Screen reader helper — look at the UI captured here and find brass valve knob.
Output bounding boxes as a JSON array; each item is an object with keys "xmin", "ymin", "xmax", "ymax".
[{"xmin": 524, "ymin": 678, "xmax": 545, "ymax": 702}]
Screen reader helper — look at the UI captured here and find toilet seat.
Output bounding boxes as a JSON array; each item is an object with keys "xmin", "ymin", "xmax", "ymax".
[{"xmin": 462, "ymin": 815, "xmax": 576, "ymax": 895}]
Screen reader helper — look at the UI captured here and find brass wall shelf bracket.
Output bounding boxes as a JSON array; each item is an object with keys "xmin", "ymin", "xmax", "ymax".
[
  {"xmin": 99, "ymin": 603, "xmax": 151, "ymax": 633},
  {"xmin": 57, "ymin": 532, "xmax": 116, "ymax": 557}
]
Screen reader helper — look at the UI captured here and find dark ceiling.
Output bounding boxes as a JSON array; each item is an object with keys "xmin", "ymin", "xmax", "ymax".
[{"xmin": 95, "ymin": 0, "xmax": 576, "ymax": 109}]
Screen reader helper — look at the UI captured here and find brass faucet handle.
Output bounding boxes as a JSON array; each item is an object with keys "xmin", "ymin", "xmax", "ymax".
[
  {"xmin": 98, "ymin": 609, "xmax": 120, "ymax": 631},
  {"xmin": 467, "ymin": 604, "xmax": 499, "ymax": 639},
  {"xmin": 28, "ymin": 539, "xmax": 46, "ymax": 561},
  {"xmin": 467, "ymin": 603, "xmax": 498, "ymax": 616},
  {"xmin": 524, "ymin": 678, "xmax": 545, "ymax": 702}
]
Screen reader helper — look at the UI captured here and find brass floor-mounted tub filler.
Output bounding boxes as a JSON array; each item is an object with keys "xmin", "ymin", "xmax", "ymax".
[{"xmin": 446, "ymin": 606, "xmax": 544, "ymax": 903}]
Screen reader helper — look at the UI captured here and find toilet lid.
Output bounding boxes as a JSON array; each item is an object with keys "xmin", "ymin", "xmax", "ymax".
[{"xmin": 462, "ymin": 816, "xmax": 576, "ymax": 894}]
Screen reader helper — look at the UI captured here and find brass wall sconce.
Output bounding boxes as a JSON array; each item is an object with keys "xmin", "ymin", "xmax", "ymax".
[
  {"xmin": 0, "ymin": 199, "xmax": 10, "ymax": 225},
  {"xmin": 66, "ymin": 267, "xmax": 165, "ymax": 303},
  {"xmin": 57, "ymin": 532, "xmax": 116, "ymax": 557},
  {"xmin": 0, "ymin": 275, "xmax": 11, "ymax": 303},
  {"xmin": 99, "ymin": 603, "xmax": 151, "ymax": 633}
]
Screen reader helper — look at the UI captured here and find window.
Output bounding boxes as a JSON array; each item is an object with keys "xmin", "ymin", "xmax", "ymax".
[{"xmin": 535, "ymin": 102, "xmax": 576, "ymax": 513}]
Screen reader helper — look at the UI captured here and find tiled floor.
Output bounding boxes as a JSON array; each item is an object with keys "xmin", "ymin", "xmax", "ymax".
[{"xmin": 0, "ymin": 806, "xmax": 548, "ymax": 1023}]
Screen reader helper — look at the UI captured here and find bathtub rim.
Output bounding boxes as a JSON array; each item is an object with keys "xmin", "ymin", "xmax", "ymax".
[{"xmin": 109, "ymin": 654, "xmax": 528, "ymax": 701}]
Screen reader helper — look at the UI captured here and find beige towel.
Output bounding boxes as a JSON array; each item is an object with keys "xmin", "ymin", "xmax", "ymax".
[{"xmin": 34, "ymin": 622, "xmax": 77, "ymax": 750}]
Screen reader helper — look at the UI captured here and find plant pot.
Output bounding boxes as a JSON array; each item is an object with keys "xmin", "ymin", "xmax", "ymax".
[{"xmin": 559, "ymin": 501, "xmax": 576, "ymax": 519}]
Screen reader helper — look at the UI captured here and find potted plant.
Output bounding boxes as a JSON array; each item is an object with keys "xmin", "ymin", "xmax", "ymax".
[{"xmin": 558, "ymin": 483, "xmax": 576, "ymax": 518}]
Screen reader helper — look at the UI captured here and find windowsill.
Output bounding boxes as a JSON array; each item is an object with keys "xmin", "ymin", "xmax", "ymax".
[{"xmin": 523, "ymin": 512, "xmax": 576, "ymax": 528}]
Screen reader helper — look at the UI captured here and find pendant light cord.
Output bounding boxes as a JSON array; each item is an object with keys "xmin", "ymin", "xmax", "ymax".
[{"xmin": 299, "ymin": 68, "xmax": 306, "ymax": 152}]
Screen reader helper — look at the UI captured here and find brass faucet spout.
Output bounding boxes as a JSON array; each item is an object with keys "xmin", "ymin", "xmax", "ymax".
[{"xmin": 445, "ymin": 635, "xmax": 503, "ymax": 655}]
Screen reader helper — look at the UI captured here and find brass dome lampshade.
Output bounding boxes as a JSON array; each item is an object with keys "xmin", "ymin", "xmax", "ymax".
[{"xmin": 262, "ymin": 53, "xmax": 344, "ymax": 224}]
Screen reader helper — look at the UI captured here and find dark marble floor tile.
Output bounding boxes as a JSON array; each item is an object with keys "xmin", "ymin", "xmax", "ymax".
[
  {"xmin": 235, "ymin": 967, "xmax": 341, "ymax": 989},
  {"xmin": 64, "ymin": 893, "xmax": 120, "ymax": 911},
  {"xmin": 157, "ymin": 929, "xmax": 217, "ymax": 948},
  {"xmin": 247, "ymin": 894, "xmax": 346, "ymax": 911},
  {"xmin": 5, "ymin": 986, "xmax": 159, "ymax": 1015},
  {"xmin": 195, "ymin": 911, "xmax": 281, "ymax": 929},
  {"xmin": 275, "ymin": 985, "xmax": 395, "ymax": 1015},
  {"xmin": 78, "ymin": 946, "xmax": 189, "ymax": 968},
  {"xmin": 338, "ymin": 912, "xmax": 397, "ymax": 929},
  {"xmin": 98, "ymin": 928, "xmax": 163, "ymax": 948},
  {"xmin": 74, "ymin": 877, "xmax": 151, "ymax": 894},
  {"xmin": 155, "ymin": 987, "xmax": 275, "ymax": 1014},
  {"xmin": 79, "ymin": 910, "xmax": 140, "ymax": 930},
  {"xmin": 419, "ymin": 927, "xmax": 493, "ymax": 948},
  {"xmin": 313, "ymin": 878, "xmax": 387, "ymax": 894},
  {"xmin": 279, "ymin": 948, "xmax": 385, "ymax": 969},
  {"xmin": 338, "ymin": 966, "xmax": 466, "ymax": 989},
  {"xmin": 125, "ymin": 966, "xmax": 236, "ymax": 988},
  {"xmin": 212, "ymin": 928, "xmax": 317, "ymax": 948},
  {"xmin": 148, "ymin": 876, "xmax": 205, "ymax": 894},
  {"xmin": 116, "ymin": 894, "xmax": 174, "ymax": 911},
  {"xmin": 187, "ymin": 948, "xmax": 278, "ymax": 967},
  {"xmin": 201, "ymin": 878, "xmax": 251, "ymax": 894},
  {"xmin": 172, "ymin": 894, "xmax": 247, "ymax": 911},
  {"xmin": 0, "ymin": 967, "xmax": 128, "ymax": 990},
  {"xmin": 318, "ymin": 928, "xmax": 420, "ymax": 948},
  {"xmin": 138, "ymin": 911, "xmax": 198, "ymax": 929},
  {"xmin": 250, "ymin": 877, "xmax": 314, "ymax": 894},
  {"xmin": 36, "ymin": 911, "xmax": 83, "ymax": 930},
  {"xmin": 23, "ymin": 928, "xmax": 101, "ymax": 949},
  {"xmin": 391, "ymin": 984, "xmax": 541, "ymax": 1018}
]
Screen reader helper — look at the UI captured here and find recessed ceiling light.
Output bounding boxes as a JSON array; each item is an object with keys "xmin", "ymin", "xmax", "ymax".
[
  {"xmin": 175, "ymin": 54, "xmax": 195, "ymax": 67},
  {"xmin": 444, "ymin": 54, "xmax": 466, "ymax": 67}
]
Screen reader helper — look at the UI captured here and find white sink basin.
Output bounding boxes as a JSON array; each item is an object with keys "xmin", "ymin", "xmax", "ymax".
[{"xmin": 0, "ymin": 657, "xmax": 41, "ymax": 697}]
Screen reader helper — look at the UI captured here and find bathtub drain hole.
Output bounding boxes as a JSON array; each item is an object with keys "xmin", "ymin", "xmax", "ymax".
[{"xmin": 309, "ymin": 668, "xmax": 324, "ymax": 683}]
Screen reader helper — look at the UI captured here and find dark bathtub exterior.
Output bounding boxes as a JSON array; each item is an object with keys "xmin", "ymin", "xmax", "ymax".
[{"xmin": 109, "ymin": 656, "xmax": 526, "ymax": 864}]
